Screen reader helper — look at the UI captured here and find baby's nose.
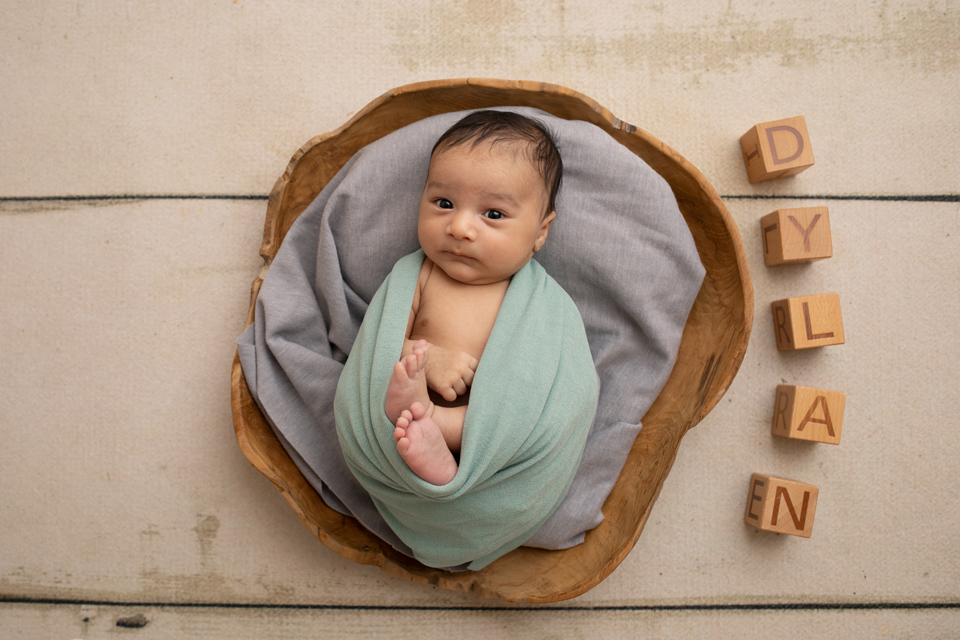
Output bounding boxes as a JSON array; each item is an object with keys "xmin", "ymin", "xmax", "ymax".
[{"xmin": 447, "ymin": 211, "xmax": 476, "ymax": 240}]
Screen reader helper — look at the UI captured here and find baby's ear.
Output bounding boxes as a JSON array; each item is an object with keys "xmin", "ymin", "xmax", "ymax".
[{"xmin": 534, "ymin": 211, "xmax": 557, "ymax": 252}]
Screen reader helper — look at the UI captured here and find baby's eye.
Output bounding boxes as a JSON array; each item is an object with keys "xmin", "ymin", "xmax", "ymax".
[
  {"xmin": 435, "ymin": 198, "xmax": 453, "ymax": 209},
  {"xmin": 483, "ymin": 209, "xmax": 504, "ymax": 220}
]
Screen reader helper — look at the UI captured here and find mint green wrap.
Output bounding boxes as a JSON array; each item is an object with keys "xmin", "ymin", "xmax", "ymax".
[{"xmin": 333, "ymin": 250, "xmax": 599, "ymax": 570}]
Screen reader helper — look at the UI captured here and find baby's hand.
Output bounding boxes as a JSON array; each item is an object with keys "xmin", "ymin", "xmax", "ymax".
[{"xmin": 424, "ymin": 345, "xmax": 478, "ymax": 402}]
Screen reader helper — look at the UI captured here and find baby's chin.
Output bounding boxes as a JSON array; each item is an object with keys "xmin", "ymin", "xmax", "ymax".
[{"xmin": 441, "ymin": 259, "xmax": 529, "ymax": 286}]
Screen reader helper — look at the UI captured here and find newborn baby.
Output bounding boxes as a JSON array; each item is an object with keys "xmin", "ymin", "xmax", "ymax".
[
  {"xmin": 334, "ymin": 109, "xmax": 598, "ymax": 569},
  {"xmin": 384, "ymin": 109, "xmax": 560, "ymax": 485}
]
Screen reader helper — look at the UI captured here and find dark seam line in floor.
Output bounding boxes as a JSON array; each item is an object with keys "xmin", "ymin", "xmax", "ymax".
[
  {"xmin": 721, "ymin": 194, "xmax": 960, "ymax": 202},
  {"xmin": 0, "ymin": 194, "xmax": 959, "ymax": 203},
  {"xmin": 2, "ymin": 597, "xmax": 958, "ymax": 612},
  {"xmin": 0, "ymin": 195, "xmax": 269, "ymax": 202}
]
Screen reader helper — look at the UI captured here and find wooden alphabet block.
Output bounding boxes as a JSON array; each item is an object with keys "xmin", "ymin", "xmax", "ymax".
[
  {"xmin": 740, "ymin": 116, "xmax": 815, "ymax": 183},
  {"xmin": 745, "ymin": 473, "xmax": 819, "ymax": 537},
  {"xmin": 772, "ymin": 384, "xmax": 846, "ymax": 444},
  {"xmin": 771, "ymin": 293, "xmax": 845, "ymax": 350},
  {"xmin": 761, "ymin": 207, "xmax": 833, "ymax": 265}
]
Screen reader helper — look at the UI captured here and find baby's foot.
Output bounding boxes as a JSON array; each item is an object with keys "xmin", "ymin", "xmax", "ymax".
[
  {"xmin": 385, "ymin": 340, "xmax": 431, "ymax": 424},
  {"xmin": 394, "ymin": 402, "xmax": 458, "ymax": 486}
]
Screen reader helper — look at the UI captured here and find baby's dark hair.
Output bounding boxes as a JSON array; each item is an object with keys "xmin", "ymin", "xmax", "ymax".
[{"xmin": 431, "ymin": 110, "xmax": 563, "ymax": 216}]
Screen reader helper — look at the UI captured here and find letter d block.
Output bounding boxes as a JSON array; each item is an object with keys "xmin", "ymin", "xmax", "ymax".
[
  {"xmin": 771, "ymin": 293, "xmax": 845, "ymax": 350},
  {"xmin": 772, "ymin": 384, "xmax": 846, "ymax": 444},
  {"xmin": 761, "ymin": 207, "xmax": 833, "ymax": 265},
  {"xmin": 740, "ymin": 116, "xmax": 815, "ymax": 183},
  {"xmin": 745, "ymin": 473, "xmax": 819, "ymax": 537}
]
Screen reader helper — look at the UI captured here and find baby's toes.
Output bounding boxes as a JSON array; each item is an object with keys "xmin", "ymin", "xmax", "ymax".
[
  {"xmin": 409, "ymin": 402, "xmax": 428, "ymax": 421},
  {"xmin": 413, "ymin": 347, "xmax": 429, "ymax": 371},
  {"xmin": 392, "ymin": 360, "xmax": 410, "ymax": 382},
  {"xmin": 401, "ymin": 354, "xmax": 419, "ymax": 378}
]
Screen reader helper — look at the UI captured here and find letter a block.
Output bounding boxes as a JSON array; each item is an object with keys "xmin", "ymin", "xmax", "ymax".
[
  {"xmin": 740, "ymin": 116, "xmax": 815, "ymax": 183},
  {"xmin": 771, "ymin": 293, "xmax": 845, "ymax": 350},
  {"xmin": 761, "ymin": 207, "xmax": 833, "ymax": 265},
  {"xmin": 745, "ymin": 473, "xmax": 819, "ymax": 537},
  {"xmin": 772, "ymin": 385, "xmax": 846, "ymax": 444}
]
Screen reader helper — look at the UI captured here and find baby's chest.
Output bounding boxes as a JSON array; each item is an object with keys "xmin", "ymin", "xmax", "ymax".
[{"xmin": 412, "ymin": 280, "xmax": 507, "ymax": 357}]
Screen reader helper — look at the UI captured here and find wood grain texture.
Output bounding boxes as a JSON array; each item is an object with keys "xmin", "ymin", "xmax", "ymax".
[
  {"xmin": 744, "ymin": 473, "xmax": 819, "ymax": 538},
  {"xmin": 772, "ymin": 384, "xmax": 846, "ymax": 445},
  {"xmin": 740, "ymin": 116, "xmax": 815, "ymax": 183},
  {"xmin": 761, "ymin": 207, "xmax": 833, "ymax": 265},
  {"xmin": 230, "ymin": 78, "xmax": 753, "ymax": 602},
  {"xmin": 771, "ymin": 292, "xmax": 845, "ymax": 351}
]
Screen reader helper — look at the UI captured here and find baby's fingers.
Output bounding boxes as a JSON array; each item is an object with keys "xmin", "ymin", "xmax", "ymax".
[
  {"xmin": 462, "ymin": 367, "xmax": 476, "ymax": 388},
  {"xmin": 452, "ymin": 377, "xmax": 468, "ymax": 397},
  {"xmin": 439, "ymin": 385, "xmax": 458, "ymax": 402}
]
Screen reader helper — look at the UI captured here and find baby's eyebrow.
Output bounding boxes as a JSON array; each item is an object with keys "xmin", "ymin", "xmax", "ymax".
[
  {"xmin": 481, "ymin": 191, "xmax": 520, "ymax": 207},
  {"xmin": 424, "ymin": 180, "xmax": 519, "ymax": 208}
]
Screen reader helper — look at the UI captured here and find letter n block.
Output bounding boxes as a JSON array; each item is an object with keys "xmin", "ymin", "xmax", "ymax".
[
  {"xmin": 740, "ymin": 116, "xmax": 815, "ymax": 183},
  {"xmin": 772, "ymin": 385, "xmax": 846, "ymax": 444},
  {"xmin": 761, "ymin": 207, "xmax": 833, "ymax": 265},
  {"xmin": 771, "ymin": 293, "xmax": 845, "ymax": 350},
  {"xmin": 745, "ymin": 473, "xmax": 819, "ymax": 537}
]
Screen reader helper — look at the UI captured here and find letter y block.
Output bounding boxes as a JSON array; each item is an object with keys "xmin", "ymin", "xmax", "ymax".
[
  {"xmin": 741, "ymin": 116, "xmax": 815, "ymax": 183},
  {"xmin": 745, "ymin": 473, "xmax": 819, "ymax": 537},
  {"xmin": 761, "ymin": 207, "xmax": 833, "ymax": 265}
]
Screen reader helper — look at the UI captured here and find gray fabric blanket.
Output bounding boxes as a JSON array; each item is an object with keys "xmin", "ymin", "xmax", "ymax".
[{"xmin": 237, "ymin": 107, "xmax": 705, "ymax": 559}]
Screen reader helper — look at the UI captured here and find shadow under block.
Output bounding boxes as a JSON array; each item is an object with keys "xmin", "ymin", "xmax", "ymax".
[
  {"xmin": 740, "ymin": 116, "xmax": 815, "ymax": 183},
  {"xmin": 745, "ymin": 473, "xmax": 819, "ymax": 537},
  {"xmin": 761, "ymin": 207, "xmax": 833, "ymax": 265},
  {"xmin": 772, "ymin": 384, "xmax": 846, "ymax": 445},
  {"xmin": 771, "ymin": 293, "xmax": 845, "ymax": 350}
]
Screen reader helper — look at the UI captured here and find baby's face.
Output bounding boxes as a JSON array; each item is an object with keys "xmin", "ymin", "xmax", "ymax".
[{"xmin": 418, "ymin": 141, "xmax": 555, "ymax": 286}]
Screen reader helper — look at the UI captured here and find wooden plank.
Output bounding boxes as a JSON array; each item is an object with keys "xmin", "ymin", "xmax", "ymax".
[
  {"xmin": 2, "ymin": 200, "xmax": 958, "ymax": 608},
  {"xmin": 2, "ymin": 602, "xmax": 959, "ymax": 639},
  {"xmin": 1, "ymin": 2, "xmax": 957, "ymax": 198}
]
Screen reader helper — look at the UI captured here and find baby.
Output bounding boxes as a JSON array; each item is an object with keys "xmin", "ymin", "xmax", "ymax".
[
  {"xmin": 383, "ymin": 110, "xmax": 562, "ymax": 486},
  {"xmin": 333, "ymin": 109, "xmax": 597, "ymax": 567}
]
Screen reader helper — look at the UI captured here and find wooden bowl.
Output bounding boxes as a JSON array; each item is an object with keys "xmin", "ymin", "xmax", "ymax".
[{"xmin": 231, "ymin": 78, "xmax": 753, "ymax": 603}]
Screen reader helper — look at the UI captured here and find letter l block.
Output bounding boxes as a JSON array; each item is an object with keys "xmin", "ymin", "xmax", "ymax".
[
  {"xmin": 741, "ymin": 116, "xmax": 815, "ymax": 183},
  {"xmin": 771, "ymin": 293, "xmax": 845, "ymax": 350},
  {"xmin": 745, "ymin": 473, "xmax": 819, "ymax": 537}
]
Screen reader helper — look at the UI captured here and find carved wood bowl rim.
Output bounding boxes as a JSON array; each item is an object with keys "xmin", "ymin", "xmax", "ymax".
[{"xmin": 230, "ymin": 78, "xmax": 754, "ymax": 603}]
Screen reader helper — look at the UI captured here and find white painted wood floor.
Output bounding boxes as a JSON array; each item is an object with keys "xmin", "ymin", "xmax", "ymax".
[{"xmin": 2, "ymin": 1, "xmax": 957, "ymax": 637}]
